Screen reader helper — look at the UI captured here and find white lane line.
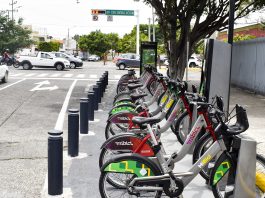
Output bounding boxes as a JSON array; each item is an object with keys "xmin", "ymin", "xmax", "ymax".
[
  {"xmin": 76, "ymin": 74, "xmax": 85, "ymax": 78},
  {"xmin": 0, "ymin": 79, "xmax": 26, "ymax": 91},
  {"xmin": 50, "ymin": 73, "xmax": 61, "ymax": 77},
  {"xmin": 54, "ymin": 79, "xmax": 77, "ymax": 130},
  {"xmin": 63, "ymin": 73, "xmax": 73, "ymax": 78},
  {"xmin": 10, "ymin": 77, "xmax": 119, "ymax": 81},
  {"xmin": 25, "ymin": 73, "xmax": 36, "ymax": 77},
  {"xmin": 89, "ymin": 74, "xmax": 97, "ymax": 78},
  {"xmin": 114, "ymin": 75, "xmax": 121, "ymax": 79},
  {"xmin": 10, "ymin": 73, "xmax": 25, "ymax": 77},
  {"xmin": 37, "ymin": 73, "xmax": 48, "ymax": 77}
]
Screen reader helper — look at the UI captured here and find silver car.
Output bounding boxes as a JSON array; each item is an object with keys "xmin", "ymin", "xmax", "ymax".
[{"xmin": 52, "ymin": 52, "xmax": 83, "ymax": 68}]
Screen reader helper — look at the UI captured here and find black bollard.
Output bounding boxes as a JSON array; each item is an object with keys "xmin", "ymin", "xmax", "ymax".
[
  {"xmin": 87, "ymin": 91, "xmax": 95, "ymax": 121},
  {"xmin": 96, "ymin": 81, "xmax": 103, "ymax": 102},
  {"xmin": 80, "ymin": 98, "xmax": 89, "ymax": 134},
  {"xmin": 93, "ymin": 85, "xmax": 99, "ymax": 110},
  {"xmin": 68, "ymin": 109, "xmax": 79, "ymax": 157},
  {"xmin": 48, "ymin": 129, "xmax": 63, "ymax": 195}
]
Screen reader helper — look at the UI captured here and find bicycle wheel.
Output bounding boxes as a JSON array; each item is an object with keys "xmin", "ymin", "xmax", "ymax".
[
  {"xmin": 105, "ymin": 121, "xmax": 128, "ymax": 139},
  {"xmin": 99, "ymin": 154, "xmax": 163, "ymax": 198},
  {"xmin": 210, "ymin": 153, "xmax": 265, "ymax": 198},
  {"xmin": 192, "ymin": 133, "xmax": 215, "ymax": 181},
  {"xmin": 174, "ymin": 111, "xmax": 192, "ymax": 144}
]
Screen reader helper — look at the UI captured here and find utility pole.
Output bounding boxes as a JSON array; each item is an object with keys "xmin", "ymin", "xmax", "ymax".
[
  {"xmin": 9, "ymin": 0, "xmax": 17, "ymax": 21},
  {"xmin": 148, "ymin": 18, "xmax": 151, "ymax": 41},
  {"xmin": 136, "ymin": 10, "xmax": 140, "ymax": 55},
  {"xmin": 67, "ymin": 28, "xmax": 70, "ymax": 51},
  {"xmin": 152, "ymin": 7, "xmax": 155, "ymax": 42}
]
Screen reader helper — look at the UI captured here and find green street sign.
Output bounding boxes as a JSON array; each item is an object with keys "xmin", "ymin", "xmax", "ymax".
[{"xmin": 105, "ymin": 10, "xmax": 134, "ymax": 16}]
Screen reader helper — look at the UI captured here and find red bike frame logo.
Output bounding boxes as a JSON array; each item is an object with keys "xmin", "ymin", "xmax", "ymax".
[{"xmin": 186, "ymin": 126, "xmax": 201, "ymax": 144}]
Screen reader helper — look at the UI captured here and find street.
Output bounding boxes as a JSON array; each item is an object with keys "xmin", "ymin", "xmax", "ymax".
[{"xmin": 0, "ymin": 61, "xmax": 127, "ymax": 197}]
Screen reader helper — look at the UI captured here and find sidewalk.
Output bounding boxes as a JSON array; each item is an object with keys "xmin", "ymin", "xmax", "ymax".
[{"xmin": 60, "ymin": 73, "xmax": 265, "ymax": 198}]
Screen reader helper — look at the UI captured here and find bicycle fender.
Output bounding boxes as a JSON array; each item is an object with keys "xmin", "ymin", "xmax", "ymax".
[
  {"xmin": 100, "ymin": 133, "xmax": 154, "ymax": 157},
  {"xmin": 101, "ymin": 153, "xmax": 161, "ymax": 177},
  {"xmin": 108, "ymin": 112, "xmax": 138, "ymax": 124}
]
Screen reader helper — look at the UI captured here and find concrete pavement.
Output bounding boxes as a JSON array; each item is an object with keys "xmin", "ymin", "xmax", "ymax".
[{"xmin": 60, "ymin": 67, "xmax": 265, "ymax": 197}]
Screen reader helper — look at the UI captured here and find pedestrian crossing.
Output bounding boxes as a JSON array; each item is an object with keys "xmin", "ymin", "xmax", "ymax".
[{"xmin": 9, "ymin": 72, "xmax": 121, "ymax": 80}]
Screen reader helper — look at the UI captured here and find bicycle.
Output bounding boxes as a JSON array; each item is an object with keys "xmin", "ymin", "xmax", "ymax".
[{"xmin": 99, "ymin": 104, "xmax": 251, "ymax": 198}]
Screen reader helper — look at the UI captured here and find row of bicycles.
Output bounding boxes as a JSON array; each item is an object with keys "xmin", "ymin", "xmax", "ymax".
[{"xmin": 98, "ymin": 65, "xmax": 265, "ymax": 197}]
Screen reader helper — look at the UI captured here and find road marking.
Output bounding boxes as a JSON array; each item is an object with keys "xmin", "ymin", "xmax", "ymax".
[
  {"xmin": 30, "ymin": 80, "xmax": 58, "ymax": 91},
  {"xmin": 63, "ymin": 73, "xmax": 73, "ymax": 78},
  {"xmin": 50, "ymin": 73, "xmax": 61, "ymax": 77},
  {"xmin": 10, "ymin": 73, "xmax": 25, "ymax": 77},
  {"xmin": 37, "ymin": 73, "xmax": 48, "ymax": 77},
  {"xmin": 25, "ymin": 73, "xmax": 36, "ymax": 77},
  {"xmin": 114, "ymin": 75, "xmax": 121, "ymax": 79},
  {"xmin": 0, "ymin": 79, "xmax": 26, "ymax": 91},
  {"xmin": 76, "ymin": 74, "xmax": 85, "ymax": 78},
  {"xmin": 89, "ymin": 74, "xmax": 97, "ymax": 78},
  {"xmin": 54, "ymin": 79, "xmax": 77, "ymax": 130}
]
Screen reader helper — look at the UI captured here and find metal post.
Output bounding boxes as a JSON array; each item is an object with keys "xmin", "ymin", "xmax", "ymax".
[
  {"xmin": 186, "ymin": 41, "xmax": 189, "ymax": 82},
  {"xmin": 48, "ymin": 129, "xmax": 63, "ymax": 195},
  {"xmin": 87, "ymin": 91, "xmax": 95, "ymax": 121},
  {"xmin": 148, "ymin": 18, "xmax": 151, "ymax": 41},
  {"xmin": 227, "ymin": 0, "xmax": 235, "ymax": 113},
  {"xmin": 68, "ymin": 109, "xmax": 79, "ymax": 157},
  {"xmin": 93, "ymin": 85, "xmax": 99, "ymax": 110},
  {"xmin": 136, "ymin": 10, "xmax": 140, "ymax": 55},
  {"xmin": 80, "ymin": 98, "xmax": 89, "ymax": 134},
  {"xmin": 152, "ymin": 7, "xmax": 155, "ymax": 42}
]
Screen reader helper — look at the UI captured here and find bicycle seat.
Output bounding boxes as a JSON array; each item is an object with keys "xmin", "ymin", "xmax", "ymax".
[
  {"xmin": 132, "ymin": 116, "xmax": 161, "ymax": 127},
  {"xmin": 130, "ymin": 93, "xmax": 148, "ymax": 101},
  {"xmin": 128, "ymin": 83, "xmax": 143, "ymax": 90}
]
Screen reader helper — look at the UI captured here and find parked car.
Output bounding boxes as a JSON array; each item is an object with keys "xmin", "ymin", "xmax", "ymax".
[
  {"xmin": 113, "ymin": 53, "xmax": 132, "ymax": 63},
  {"xmin": 51, "ymin": 52, "xmax": 83, "ymax": 68},
  {"xmin": 88, "ymin": 55, "xmax": 100, "ymax": 61},
  {"xmin": 0, "ymin": 64, "xmax": 8, "ymax": 83},
  {"xmin": 164, "ymin": 55, "xmax": 202, "ymax": 67},
  {"xmin": 116, "ymin": 54, "xmax": 140, "ymax": 70},
  {"xmin": 188, "ymin": 56, "xmax": 202, "ymax": 67},
  {"xmin": 16, "ymin": 52, "xmax": 70, "ymax": 70}
]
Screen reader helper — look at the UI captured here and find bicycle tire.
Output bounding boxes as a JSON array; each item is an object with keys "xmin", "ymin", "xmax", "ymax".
[
  {"xmin": 210, "ymin": 153, "xmax": 265, "ymax": 198},
  {"xmin": 174, "ymin": 111, "xmax": 192, "ymax": 144},
  {"xmin": 99, "ymin": 154, "xmax": 163, "ymax": 197},
  {"xmin": 105, "ymin": 121, "xmax": 128, "ymax": 139},
  {"xmin": 192, "ymin": 133, "xmax": 215, "ymax": 181}
]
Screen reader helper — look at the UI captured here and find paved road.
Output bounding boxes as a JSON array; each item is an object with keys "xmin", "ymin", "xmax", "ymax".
[{"xmin": 0, "ymin": 61, "xmax": 128, "ymax": 197}]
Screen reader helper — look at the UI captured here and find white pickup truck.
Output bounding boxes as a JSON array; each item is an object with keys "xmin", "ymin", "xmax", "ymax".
[{"xmin": 17, "ymin": 52, "xmax": 70, "ymax": 70}]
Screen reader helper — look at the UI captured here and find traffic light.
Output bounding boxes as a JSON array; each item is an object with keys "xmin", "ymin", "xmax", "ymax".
[{"xmin": 91, "ymin": 9, "xmax": 105, "ymax": 15}]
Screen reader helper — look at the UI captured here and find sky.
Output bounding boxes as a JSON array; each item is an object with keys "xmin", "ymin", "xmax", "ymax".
[
  {"xmin": 0, "ymin": 0, "xmax": 264, "ymax": 40},
  {"xmin": 0, "ymin": 0, "xmax": 153, "ymax": 39}
]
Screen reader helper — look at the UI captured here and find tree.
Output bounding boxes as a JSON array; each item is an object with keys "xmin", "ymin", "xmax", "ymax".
[
  {"xmin": 144, "ymin": 0, "xmax": 265, "ymax": 79},
  {"xmin": 78, "ymin": 30, "xmax": 109, "ymax": 57},
  {"xmin": 0, "ymin": 15, "xmax": 33, "ymax": 54},
  {"xmin": 38, "ymin": 41, "xmax": 60, "ymax": 52}
]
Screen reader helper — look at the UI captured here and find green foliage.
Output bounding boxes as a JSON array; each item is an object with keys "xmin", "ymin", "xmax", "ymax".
[
  {"xmin": 0, "ymin": 15, "xmax": 33, "ymax": 54},
  {"xmin": 38, "ymin": 41, "xmax": 60, "ymax": 52},
  {"xmin": 234, "ymin": 34, "xmax": 256, "ymax": 42},
  {"xmin": 78, "ymin": 30, "xmax": 110, "ymax": 56}
]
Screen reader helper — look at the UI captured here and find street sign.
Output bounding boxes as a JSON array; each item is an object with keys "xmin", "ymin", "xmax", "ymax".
[
  {"xmin": 105, "ymin": 10, "xmax": 134, "ymax": 16},
  {"xmin": 91, "ymin": 9, "xmax": 105, "ymax": 15},
  {"xmin": 92, "ymin": 15, "xmax": 98, "ymax": 21},
  {"xmin": 107, "ymin": 15, "xmax": 113, "ymax": 22}
]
